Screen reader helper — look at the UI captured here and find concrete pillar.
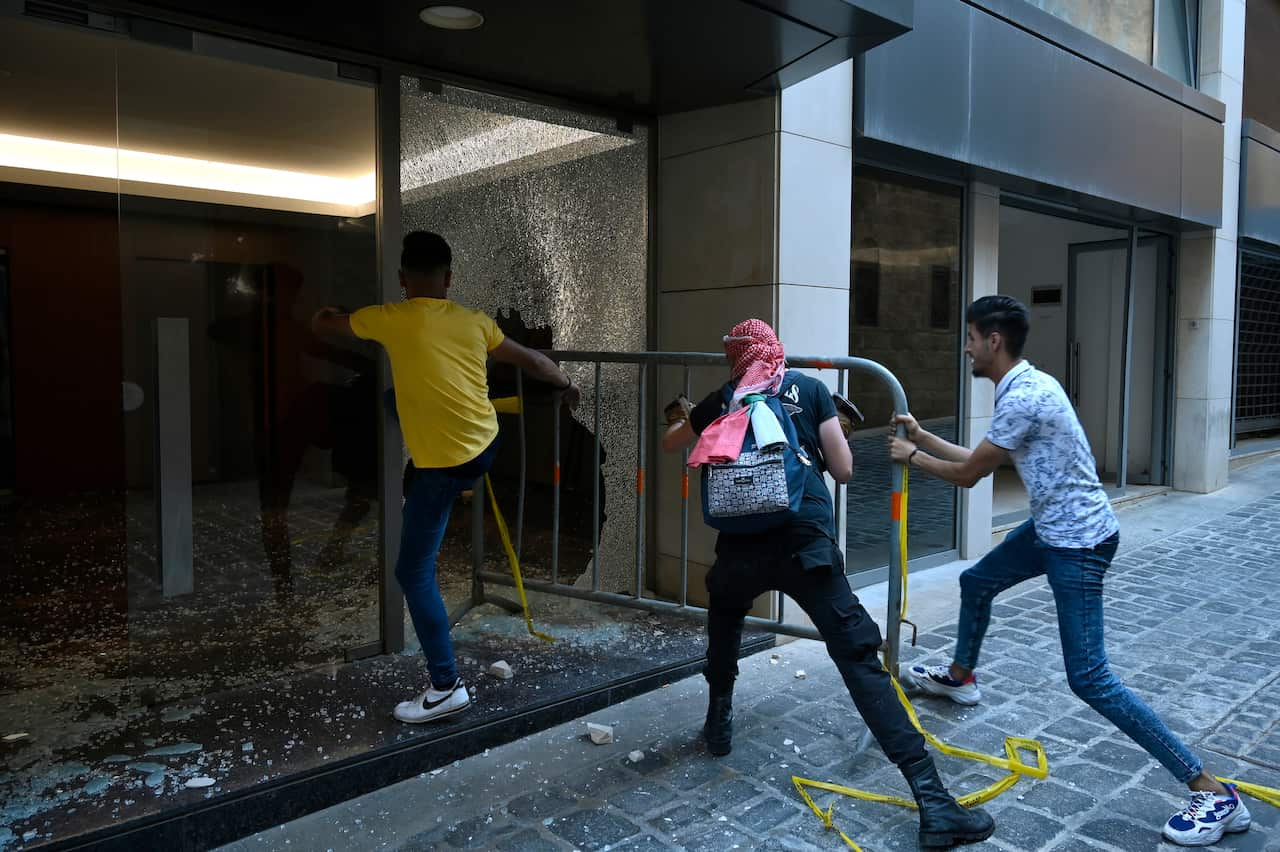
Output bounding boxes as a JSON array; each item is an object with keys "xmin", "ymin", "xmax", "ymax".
[
  {"xmin": 652, "ymin": 61, "xmax": 853, "ymax": 605},
  {"xmin": 958, "ymin": 182, "xmax": 999, "ymax": 559},
  {"xmin": 777, "ymin": 59, "xmax": 853, "ymax": 352},
  {"xmin": 1173, "ymin": 0, "xmax": 1245, "ymax": 493}
]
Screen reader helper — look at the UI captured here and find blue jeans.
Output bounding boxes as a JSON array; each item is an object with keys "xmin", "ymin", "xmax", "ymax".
[
  {"xmin": 396, "ymin": 440, "xmax": 498, "ymax": 690},
  {"xmin": 954, "ymin": 520, "xmax": 1202, "ymax": 784}
]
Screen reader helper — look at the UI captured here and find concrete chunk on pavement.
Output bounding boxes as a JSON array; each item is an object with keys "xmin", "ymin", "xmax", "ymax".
[
  {"xmin": 586, "ymin": 723, "xmax": 614, "ymax": 745},
  {"xmin": 488, "ymin": 660, "xmax": 514, "ymax": 680}
]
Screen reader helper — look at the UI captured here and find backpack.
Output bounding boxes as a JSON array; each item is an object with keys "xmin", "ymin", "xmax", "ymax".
[{"xmin": 700, "ymin": 371, "xmax": 815, "ymax": 534}]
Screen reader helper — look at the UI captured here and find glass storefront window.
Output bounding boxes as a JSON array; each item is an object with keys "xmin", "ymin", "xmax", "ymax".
[
  {"xmin": 115, "ymin": 33, "xmax": 382, "ymax": 720},
  {"xmin": 1, "ymin": 14, "xmax": 380, "ymax": 842},
  {"xmin": 1, "ymin": 15, "xmax": 125, "ymax": 843},
  {"xmin": 846, "ymin": 167, "xmax": 962, "ymax": 576}
]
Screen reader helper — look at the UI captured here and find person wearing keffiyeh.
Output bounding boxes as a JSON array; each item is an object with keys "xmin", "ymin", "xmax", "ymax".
[
  {"xmin": 661, "ymin": 319, "xmax": 994, "ymax": 849},
  {"xmin": 683, "ymin": 319, "xmax": 790, "ymax": 466},
  {"xmin": 723, "ymin": 317, "xmax": 787, "ymax": 401}
]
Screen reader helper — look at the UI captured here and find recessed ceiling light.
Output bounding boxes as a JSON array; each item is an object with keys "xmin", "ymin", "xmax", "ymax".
[{"xmin": 419, "ymin": 6, "xmax": 484, "ymax": 30}]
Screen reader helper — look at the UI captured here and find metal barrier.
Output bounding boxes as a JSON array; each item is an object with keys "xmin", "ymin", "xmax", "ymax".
[{"xmin": 460, "ymin": 351, "xmax": 912, "ymax": 678}]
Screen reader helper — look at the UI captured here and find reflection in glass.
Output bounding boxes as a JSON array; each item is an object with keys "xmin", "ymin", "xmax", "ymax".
[
  {"xmin": 1155, "ymin": 0, "xmax": 1199, "ymax": 86},
  {"xmin": 1023, "ymin": 0, "xmax": 1154, "ymax": 64},
  {"xmin": 115, "ymin": 41, "xmax": 381, "ymax": 694},
  {"xmin": 846, "ymin": 167, "xmax": 961, "ymax": 574}
]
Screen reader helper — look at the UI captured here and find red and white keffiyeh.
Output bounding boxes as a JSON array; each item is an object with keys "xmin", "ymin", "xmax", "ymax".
[
  {"xmin": 723, "ymin": 318, "xmax": 786, "ymax": 404},
  {"xmin": 686, "ymin": 319, "xmax": 787, "ymax": 467}
]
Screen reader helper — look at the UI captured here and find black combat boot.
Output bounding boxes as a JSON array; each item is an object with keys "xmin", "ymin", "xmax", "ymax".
[
  {"xmin": 901, "ymin": 755, "xmax": 996, "ymax": 847},
  {"xmin": 703, "ymin": 688, "xmax": 734, "ymax": 756}
]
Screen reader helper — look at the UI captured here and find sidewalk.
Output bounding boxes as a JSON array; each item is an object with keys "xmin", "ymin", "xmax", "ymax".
[{"xmin": 221, "ymin": 455, "xmax": 1280, "ymax": 852}]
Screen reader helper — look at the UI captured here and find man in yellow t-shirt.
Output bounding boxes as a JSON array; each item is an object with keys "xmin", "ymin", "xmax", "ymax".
[{"xmin": 313, "ymin": 231, "xmax": 579, "ymax": 723}]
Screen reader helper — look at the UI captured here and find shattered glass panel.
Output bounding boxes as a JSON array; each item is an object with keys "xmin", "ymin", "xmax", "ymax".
[{"xmin": 400, "ymin": 78, "xmax": 649, "ymax": 596}]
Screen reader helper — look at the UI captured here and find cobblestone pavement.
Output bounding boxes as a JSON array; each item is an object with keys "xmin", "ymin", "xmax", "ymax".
[{"xmin": 225, "ymin": 459, "xmax": 1280, "ymax": 852}]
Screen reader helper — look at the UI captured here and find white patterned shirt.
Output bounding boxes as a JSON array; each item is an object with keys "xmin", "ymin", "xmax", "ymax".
[{"xmin": 986, "ymin": 361, "xmax": 1119, "ymax": 548}]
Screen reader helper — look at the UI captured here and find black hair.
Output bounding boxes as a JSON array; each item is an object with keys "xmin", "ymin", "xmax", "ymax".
[
  {"xmin": 965, "ymin": 295, "xmax": 1029, "ymax": 359},
  {"xmin": 401, "ymin": 231, "xmax": 451, "ymax": 276}
]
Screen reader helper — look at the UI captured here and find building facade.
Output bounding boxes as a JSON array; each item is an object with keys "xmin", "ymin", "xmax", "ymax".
[
  {"xmin": 0, "ymin": 0, "xmax": 1276, "ymax": 847},
  {"xmin": 655, "ymin": 0, "xmax": 1276, "ymax": 583}
]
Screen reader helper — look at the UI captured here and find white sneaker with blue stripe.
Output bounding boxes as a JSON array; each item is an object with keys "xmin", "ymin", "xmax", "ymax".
[
  {"xmin": 905, "ymin": 664, "xmax": 982, "ymax": 706},
  {"xmin": 1162, "ymin": 784, "xmax": 1251, "ymax": 846}
]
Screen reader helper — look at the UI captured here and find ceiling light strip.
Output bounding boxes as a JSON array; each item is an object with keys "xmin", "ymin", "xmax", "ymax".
[{"xmin": 0, "ymin": 132, "xmax": 375, "ymax": 206}]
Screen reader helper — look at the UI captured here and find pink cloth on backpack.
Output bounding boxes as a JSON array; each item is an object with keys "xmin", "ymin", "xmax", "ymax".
[{"xmin": 687, "ymin": 405, "xmax": 751, "ymax": 468}]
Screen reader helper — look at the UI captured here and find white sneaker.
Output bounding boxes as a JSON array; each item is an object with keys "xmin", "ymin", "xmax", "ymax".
[
  {"xmin": 1162, "ymin": 785, "xmax": 1251, "ymax": 846},
  {"xmin": 905, "ymin": 664, "xmax": 982, "ymax": 706},
  {"xmin": 393, "ymin": 679, "xmax": 471, "ymax": 723}
]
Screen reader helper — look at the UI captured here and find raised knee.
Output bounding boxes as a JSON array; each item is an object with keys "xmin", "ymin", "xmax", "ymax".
[
  {"xmin": 958, "ymin": 568, "xmax": 983, "ymax": 597},
  {"xmin": 1066, "ymin": 665, "xmax": 1117, "ymax": 703}
]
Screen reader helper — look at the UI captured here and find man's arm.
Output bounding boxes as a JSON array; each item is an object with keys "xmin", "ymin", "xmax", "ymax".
[
  {"xmin": 818, "ymin": 416, "xmax": 853, "ymax": 483},
  {"xmin": 663, "ymin": 421, "xmax": 696, "ymax": 452},
  {"xmin": 888, "ymin": 436, "xmax": 1009, "ymax": 489},
  {"xmin": 311, "ymin": 307, "xmax": 356, "ymax": 339},
  {"xmin": 489, "ymin": 339, "xmax": 580, "ymax": 407},
  {"xmin": 891, "ymin": 412, "xmax": 972, "ymax": 463},
  {"xmin": 660, "ymin": 394, "xmax": 696, "ymax": 452}
]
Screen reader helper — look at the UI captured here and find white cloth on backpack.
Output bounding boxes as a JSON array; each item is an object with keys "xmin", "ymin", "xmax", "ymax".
[{"xmin": 748, "ymin": 400, "xmax": 786, "ymax": 451}]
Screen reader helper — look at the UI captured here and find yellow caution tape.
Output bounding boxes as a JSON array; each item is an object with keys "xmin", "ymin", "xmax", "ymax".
[
  {"xmin": 792, "ymin": 673, "xmax": 1049, "ymax": 850},
  {"xmin": 793, "ymin": 467, "xmax": 1047, "ymax": 849},
  {"xmin": 483, "ymin": 473, "xmax": 554, "ymax": 643},
  {"xmin": 1223, "ymin": 779, "xmax": 1280, "ymax": 810}
]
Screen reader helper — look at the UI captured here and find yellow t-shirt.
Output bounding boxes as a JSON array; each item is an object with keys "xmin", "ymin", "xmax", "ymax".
[{"xmin": 351, "ymin": 298, "xmax": 505, "ymax": 469}]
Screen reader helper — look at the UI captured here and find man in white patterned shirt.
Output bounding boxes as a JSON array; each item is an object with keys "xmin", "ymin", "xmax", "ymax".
[{"xmin": 887, "ymin": 295, "xmax": 1248, "ymax": 847}]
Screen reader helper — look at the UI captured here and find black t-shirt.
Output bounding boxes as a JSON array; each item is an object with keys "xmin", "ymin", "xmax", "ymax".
[{"xmin": 690, "ymin": 372, "xmax": 841, "ymax": 567}]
